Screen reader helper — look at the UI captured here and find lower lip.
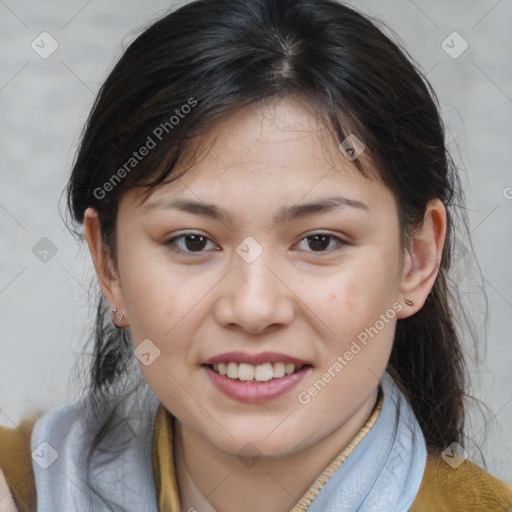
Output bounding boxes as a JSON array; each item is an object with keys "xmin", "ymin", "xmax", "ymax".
[{"xmin": 203, "ymin": 365, "xmax": 311, "ymax": 403}]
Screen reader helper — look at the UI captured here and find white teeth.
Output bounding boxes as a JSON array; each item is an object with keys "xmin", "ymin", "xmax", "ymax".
[
  {"xmin": 227, "ymin": 362, "xmax": 238, "ymax": 379},
  {"xmin": 238, "ymin": 363, "xmax": 255, "ymax": 381},
  {"xmin": 272, "ymin": 362, "xmax": 286, "ymax": 378},
  {"xmin": 254, "ymin": 363, "xmax": 274, "ymax": 381},
  {"xmin": 211, "ymin": 361, "xmax": 305, "ymax": 381}
]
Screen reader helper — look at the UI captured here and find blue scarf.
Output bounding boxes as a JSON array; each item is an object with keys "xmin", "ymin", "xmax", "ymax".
[{"xmin": 31, "ymin": 372, "xmax": 426, "ymax": 511}]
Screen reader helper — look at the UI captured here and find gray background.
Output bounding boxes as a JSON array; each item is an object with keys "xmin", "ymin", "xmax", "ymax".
[{"xmin": 1, "ymin": 0, "xmax": 511, "ymax": 484}]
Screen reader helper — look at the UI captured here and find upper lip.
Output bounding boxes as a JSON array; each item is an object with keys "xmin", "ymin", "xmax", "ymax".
[{"xmin": 203, "ymin": 351, "xmax": 312, "ymax": 366}]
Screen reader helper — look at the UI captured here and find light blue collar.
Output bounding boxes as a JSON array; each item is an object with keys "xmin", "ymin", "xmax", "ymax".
[
  {"xmin": 306, "ymin": 372, "xmax": 427, "ymax": 511},
  {"xmin": 31, "ymin": 372, "xmax": 426, "ymax": 511},
  {"xmin": 32, "ymin": 384, "xmax": 161, "ymax": 512}
]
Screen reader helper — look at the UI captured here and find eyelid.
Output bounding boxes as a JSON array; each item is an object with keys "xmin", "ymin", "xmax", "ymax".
[
  {"xmin": 165, "ymin": 231, "xmax": 219, "ymax": 255},
  {"xmin": 294, "ymin": 231, "xmax": 348, "ymax": 253}
]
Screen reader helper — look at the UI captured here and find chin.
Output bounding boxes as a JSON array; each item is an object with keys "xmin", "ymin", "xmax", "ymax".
[{"xmin": 211, "ymin": 423, "xmax": 307, "ymax": 459}]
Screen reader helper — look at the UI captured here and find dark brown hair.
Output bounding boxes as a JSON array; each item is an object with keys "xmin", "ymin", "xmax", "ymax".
[{"xmin": 66, "ymin": 0, "xmax": 485, "ymax": 507}]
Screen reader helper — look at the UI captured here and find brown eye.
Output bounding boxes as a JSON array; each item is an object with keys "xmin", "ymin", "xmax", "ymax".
[
  {"xmin": 296, "ymin": 233, "xmax": 347, "ymax": 253},
  {"xmin": 183, "ymin": 234, "xmax": 208, "ymax": 251},
  {"xmin": 166, "ymin": 233, "xmax": 216, "ymax": 254},
  {"xmin": 307, "ymin": 234, "xmax": 331, "ymax": 251}
]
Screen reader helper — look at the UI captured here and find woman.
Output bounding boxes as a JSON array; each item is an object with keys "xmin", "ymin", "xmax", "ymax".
[{"xmin": 1, "ymin": 0, "xmax": 511, "ymax": 510}]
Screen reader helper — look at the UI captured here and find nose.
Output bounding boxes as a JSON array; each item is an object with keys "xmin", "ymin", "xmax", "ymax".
[{"xmin": 213, "ymin": 250, "xmax": 295, "ymax": 334}]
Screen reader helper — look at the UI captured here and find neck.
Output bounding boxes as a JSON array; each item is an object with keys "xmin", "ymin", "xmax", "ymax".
[{"xmin": 174, "ymin": 388, "xmax": 379, "ymax": 512}]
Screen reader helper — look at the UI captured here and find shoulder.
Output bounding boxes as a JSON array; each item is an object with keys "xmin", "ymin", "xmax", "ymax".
[
  {"xmin": 0, "ymin": 401, "xmax": 90, "ymax": 512},
  {"xmin": 0, "ymin": 413, "xmax": 42, "ymax": 512},
  {"xmin": 0, "ymin": 466, "xmax": 18, "ymax": 512},
  {"xmin": 410, "ymin": 451, "xmax": 512, "ymax": 512}
]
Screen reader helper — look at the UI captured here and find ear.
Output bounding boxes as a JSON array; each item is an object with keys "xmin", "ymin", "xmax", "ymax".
[
  {"xmin": 84, "ymin": 207, "xmax": 127, "ymax": 323},
  {"xmin": 396, "ymin": 198, "xmax": 447, "ymax": 319}
]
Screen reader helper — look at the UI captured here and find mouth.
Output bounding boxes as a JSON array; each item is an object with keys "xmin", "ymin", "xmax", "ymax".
[
  {"xmin": 205, "ymin": 362, "xmax": 311, "ymax": 382},
  {"xmin": 203, "ymin": 362, "xmax": 312, "ymax": 402},
  {"xmin": 201, "ymin": 351, "xmax": 313, "ymax": 402}
]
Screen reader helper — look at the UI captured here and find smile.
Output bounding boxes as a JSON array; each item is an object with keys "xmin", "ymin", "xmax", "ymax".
[
  {"xmin": 210, "ymin": 362, "xmax": 304, "ymax": 382},
  {"xmin": 203, "ymin": 364, "xmax": 312, "ymax": 403}
]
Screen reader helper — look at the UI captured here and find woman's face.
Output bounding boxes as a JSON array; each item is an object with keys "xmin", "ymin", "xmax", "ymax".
[{"xmin": 101, "ymin": 98, "xmax": 414, "ymax": 457}]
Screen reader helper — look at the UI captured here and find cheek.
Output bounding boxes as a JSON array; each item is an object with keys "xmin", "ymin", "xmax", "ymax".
[
  {"xmin": 322, "ymin": 257, "xmax": 397, "ymax": 317},
  {"xmin": 115, "ymin": 243, "xmax": 178, "ymax": 338},
  {"xmin": 117, "ymin": 247, "xmax": 215, "ymax": 367},
  {"xmin": 310, "ymin": 252, "xmax": 399, "ymax": 356}
]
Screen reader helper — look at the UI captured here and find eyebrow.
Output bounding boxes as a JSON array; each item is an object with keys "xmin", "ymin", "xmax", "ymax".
[{"xmin": 145, "ymin": 195, "xmax": 370, "ymax": 225}]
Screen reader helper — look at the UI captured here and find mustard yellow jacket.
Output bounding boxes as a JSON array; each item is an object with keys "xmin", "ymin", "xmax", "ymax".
[{"xmin": 1, "ymin": 411, "xmax": 511, "ymax": 512}]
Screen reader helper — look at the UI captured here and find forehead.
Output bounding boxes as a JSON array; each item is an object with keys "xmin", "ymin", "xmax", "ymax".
[
  {"xmin": 180, "ymin": 97, "xmax": 374, "ymax": 180},
  {"xmin": 131, "ymin": 97, "xmax": 394, "ymax": 218}
]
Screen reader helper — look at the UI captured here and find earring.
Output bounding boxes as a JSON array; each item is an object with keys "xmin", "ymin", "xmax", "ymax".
[
  {"xmin": 404, "ymin": 299, "xmax": 414, "ymax": 306},
  {"xmin": 110, "ymin": 308, "xmax": 124, "ymax": 320},
  {"xmin": 110, "ymin": 308, "xmax": 125, "ymax": 325}
]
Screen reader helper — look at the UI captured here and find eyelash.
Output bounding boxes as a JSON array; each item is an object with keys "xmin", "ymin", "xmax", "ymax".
[{"xmin": 165, "ymin": 231, "xmax": 348, "ymax": 256}]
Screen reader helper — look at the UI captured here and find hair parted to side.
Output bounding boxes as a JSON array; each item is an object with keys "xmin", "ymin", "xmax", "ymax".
[{"xmin": 65, "ymin": 0, "xmax": 487, "ymax": 505}]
